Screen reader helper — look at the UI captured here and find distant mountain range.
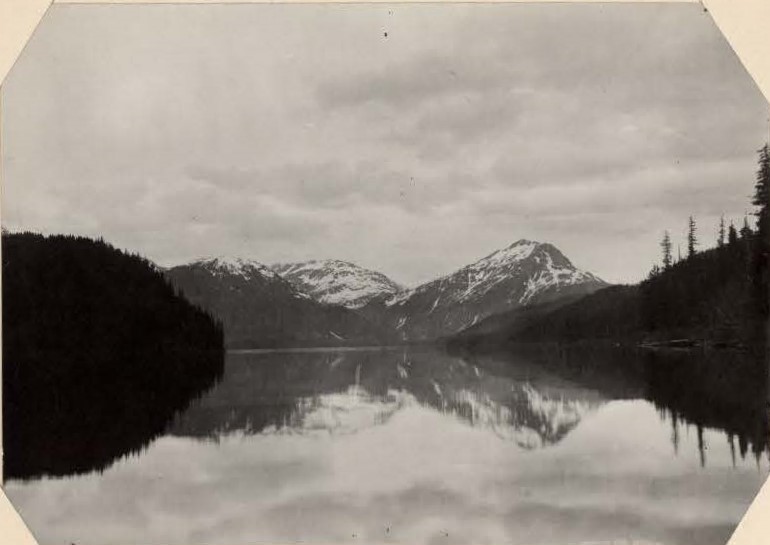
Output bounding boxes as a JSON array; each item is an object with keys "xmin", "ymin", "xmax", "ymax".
[{"xmin": 165, "ymin": 240, "xmax": 607, "ymax": 348}]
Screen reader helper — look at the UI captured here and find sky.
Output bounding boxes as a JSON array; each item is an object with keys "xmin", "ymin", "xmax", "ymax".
[{"xmin": 2, "ymin": 3, "xmax": 768, "ymax": 286}]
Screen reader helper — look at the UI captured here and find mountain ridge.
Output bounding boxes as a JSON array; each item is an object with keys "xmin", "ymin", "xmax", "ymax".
[
  {"xmin": 270, "ymin": 259, "xmax": 403, "ymax": 309},
  {"xmin": 168, "ymin": 239, "xmax": 608, "ymax": 346}
]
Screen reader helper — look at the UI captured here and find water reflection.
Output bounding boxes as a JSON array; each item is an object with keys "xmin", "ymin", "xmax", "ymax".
[
  {"xmin": 170, "ymin": 348, "xmax": 605, "ymax": 449},
  {"xmin": 641, "ymin": 346, "xmax": 769, "ymax": 465},
  {"xmin": 169, "ymin": 344, "xmax": 768, "ymax": 464},
  {"xmin": 5, "ymin": 344, "xmax": 769, "ymax": 545},
  {"xmin": 3, "ymin": 348, "xmax": 224, "ymax": 481},
  {"xmin": 521, "ymin": 343, "xmax": 768, "ymax": 464}
]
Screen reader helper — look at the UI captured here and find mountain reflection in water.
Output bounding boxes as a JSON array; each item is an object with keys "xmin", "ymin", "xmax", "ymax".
[
  {"xmin": 5, "ymin": 344, "xmax": 769, "ymax": 545},
  {"xmin": 169, "ymin": 348, "xmax": 604, "ymax": 449}
]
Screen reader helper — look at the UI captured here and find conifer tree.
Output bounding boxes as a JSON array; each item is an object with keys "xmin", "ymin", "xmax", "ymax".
[
  {"xmin": 740, "ymin": 215, "xmax": 753, "ymax": 239},
  {"xmin": 718, "ymin": 215, "xmax": 726, "ymax": 247},
  {"xmin": 661, "ymin": 231, "xmax": 673, "ymax": 269},
  {"xmin": 687, "ymin": 216, "xmax": 698, "ymax": 258},
  {"xmin": 728, "ymin": 221, "xmax": 738, "ymax": 245},
  {"xmin": 753, "ymin": 144, "xmax": 770, "ymax": 238}
]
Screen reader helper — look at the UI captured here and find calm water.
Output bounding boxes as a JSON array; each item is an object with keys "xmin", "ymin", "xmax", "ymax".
[{"xmin": 5, "ymin": 345, "xmax": 769, "ymax": 545}]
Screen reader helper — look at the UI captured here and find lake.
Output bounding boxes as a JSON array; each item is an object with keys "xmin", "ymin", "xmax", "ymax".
[{"xmin": 4, "ymin": 344, "xmax": 769, "ymax": 545}]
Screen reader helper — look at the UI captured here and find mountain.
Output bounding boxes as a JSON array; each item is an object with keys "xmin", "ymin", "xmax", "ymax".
[
  {"xmin": 368, "ymin": 239, "xmax": 608, "ymax": 342},
  {"xmin": 271, "ymin": 259, "xmax": 403, "ymax": 309},
  {"xmin": 164, "ymin": 257, "xmax": 388, "ymax": 348}
]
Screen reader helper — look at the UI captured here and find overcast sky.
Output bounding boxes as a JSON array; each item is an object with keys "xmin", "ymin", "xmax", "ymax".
[{"xmin": 2, "ymin": 3, "xmax": 768, "ymax": 286}]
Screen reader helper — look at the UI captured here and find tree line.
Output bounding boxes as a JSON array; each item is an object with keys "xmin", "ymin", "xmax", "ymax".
[
  {"xmin": 654, "ymin": 211, "xmax": 756, "ymax": 275},
  {"xmin": 642, "ymin": 144, "xmax": 769, "ymax": 346}
]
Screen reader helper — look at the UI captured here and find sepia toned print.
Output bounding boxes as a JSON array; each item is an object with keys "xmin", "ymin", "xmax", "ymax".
[{"xmin": 1, "ymin": 3, "xmax": 768, "ymax": 545}]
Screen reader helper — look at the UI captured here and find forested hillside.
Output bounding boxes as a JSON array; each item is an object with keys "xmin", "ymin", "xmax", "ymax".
[
  {"xmin": 450, "ymin": 285, "xmax": 641, "ymax": 349},
  {"xmin": 3, "ymin": 232, "xmax": 225, "ymax": 479},
  {"xmin": 638, "ymin": 236, "xmax": 762, "ymax": 344}
]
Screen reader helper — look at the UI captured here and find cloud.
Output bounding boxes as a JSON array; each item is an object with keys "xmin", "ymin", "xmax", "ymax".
[{"xmin": 1, "ymin": 3, "xmax": 767, "ymax": 285}]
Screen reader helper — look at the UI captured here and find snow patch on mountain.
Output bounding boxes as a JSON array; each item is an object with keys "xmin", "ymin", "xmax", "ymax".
[
  {"xmin": 456, "ymin": 240, "xmax": 537, "ymax": 299},
  {"xmin": 518, "ymin": 251, "xmax": 603, "ymax": 305},
  {"xmin": 478, "ymin": 239, "xmax": 538, "ymax": 268},
  {"xmin": 192, "ymin": 256, "xmax": 279, "ymax": 280},
  {"xmin": 271, "ymin": 259, "xmax": 403, "ymax": 308},
  {"xmin": 389, "ymin": 239, "xmax": 604, "ymax": 309}
]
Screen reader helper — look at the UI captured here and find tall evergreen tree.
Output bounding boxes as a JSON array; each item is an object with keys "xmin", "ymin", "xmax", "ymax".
[
  {"xmin": 753, "ymin": 144, "xmax": 770, "ymax": 238},
  {"xmin": 718, "ymin": 215, "xmax": 726, "ymax": 247},
  {"xmin": 687, "ymin": 216, "xmax": 698, "ymax": 258},
  {"xmin": 661, "ymin": 230, "xmax": 673, "ymax": 269},
  {"xmin": 728, "ymin": 221, "xmax": 738, "ymax": 245},
  {"xmin": 740, "ymin": 215, "xmax": 753, "ymax": 239}
]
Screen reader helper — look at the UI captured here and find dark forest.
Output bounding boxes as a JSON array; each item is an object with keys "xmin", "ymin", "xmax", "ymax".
[{"xmin": 2, "ymin": 232, "xmax": 225, "ymax": 479}]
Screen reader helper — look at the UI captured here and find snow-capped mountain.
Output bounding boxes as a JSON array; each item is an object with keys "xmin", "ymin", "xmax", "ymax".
[
  {"xmin": 164, "ymin": 257, "xmax": 387, "ymax": 348},
  {"xmin": 271, "ymin": 259, "xmax": 403, "ymax": 309},
  {"xmin": 191, "ymin": 256, "xmax": 282, "ymax": 282},
  {"xmin": 372, "ymin": 239, "xmax": 607, "ymax": 341}
]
